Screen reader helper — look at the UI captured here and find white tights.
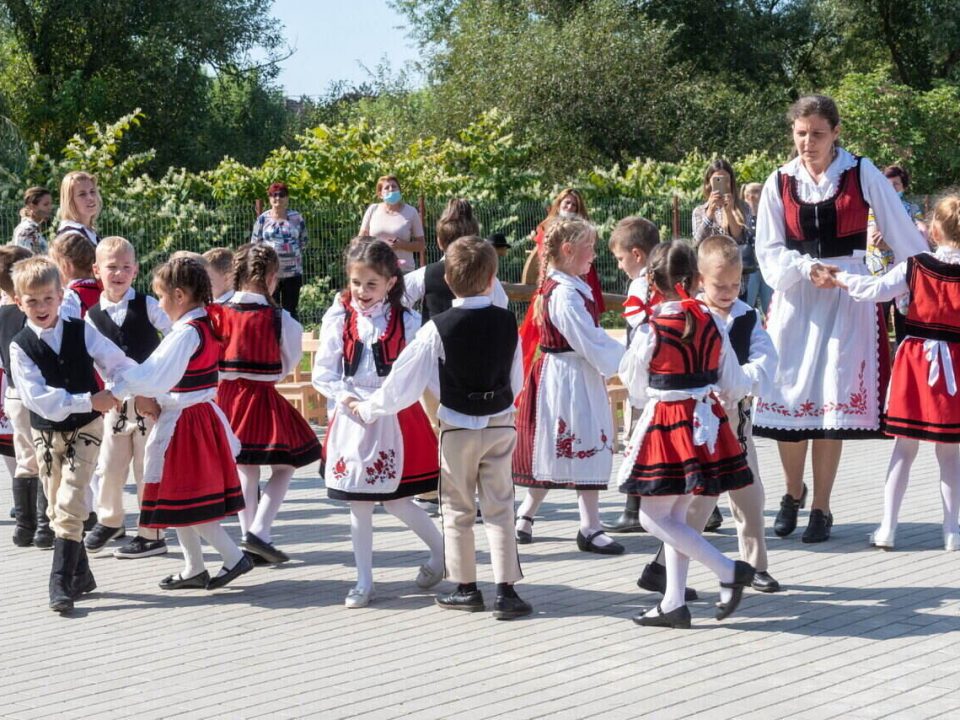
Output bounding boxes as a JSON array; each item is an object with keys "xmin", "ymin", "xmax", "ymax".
[
  {"xmin": 640, "ymin": 495, "xmax": 735, "ymax": 613},
  {"xmin": 879, "ymin": 439, "xmax": 960, "ymax": 536},
  {"xmin": 176, "ymin": 521, "xmax": 244, "ymax": 578},
  {"xmin": 515, "ymin": 487, "xmax": 614, "ymax": 547},
  {"xmin": 237, "ymin": 464, "xmax": 295, "ymax": 542},
  {"xmin": 349, "ymin": 498, "xmax": 444, "ymax": 591}
]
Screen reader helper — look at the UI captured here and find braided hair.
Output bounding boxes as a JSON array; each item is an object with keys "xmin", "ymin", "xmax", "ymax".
[
  {"xmin": 342, "ymin": 236, "xmax": 406, "ymax": 310},
  {"xmin": 649, "ymin": 240, "xmax": 700, "ymax": 344},
  {"xmin": 153, "ymin": 256, "xmax": 212, "ymax": 306},
  {"xmin": 532, "ymin": 217, "xmax": 596, "ymax": 325},
  {"xmin": 233, "ymin": 243, "xmax": 280, "ymax": 303}
]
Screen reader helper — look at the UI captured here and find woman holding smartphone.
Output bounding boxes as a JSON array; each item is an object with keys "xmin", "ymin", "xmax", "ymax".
[{"xmin": 692, "ymin": 159, "xmax": 753, "ymax": 247}]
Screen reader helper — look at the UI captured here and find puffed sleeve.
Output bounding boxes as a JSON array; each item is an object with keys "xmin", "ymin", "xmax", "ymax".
[
  {"xmin": 837, "ymin": 260, "xmax": 909, "ymax": 303},
  {"xmin": 311, "ymin": 301, "xmax": 349, "ymax": 403},
  {"xmin": 743, "ymin": 318, "xmax": 778, "ymax": 399},
  {"xmin": 716, "ymin": 329, "xmax": 753, "ymax": 404},
  {"xmin": 112, "ymin": 323, "xmax": 200, "ymax": 399},
  {"xmin": 618, "ymin": 323, "xmax": 654, "ymax": 407},
  {"xmin": 356, "ymin": 322, "xmax": 439, "ymax": 423},
  {"xmin": 549, "ymin": 284, "xmax": 624, "ymax": 377}
]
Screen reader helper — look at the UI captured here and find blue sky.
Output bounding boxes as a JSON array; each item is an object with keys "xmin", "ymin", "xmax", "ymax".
[{"xmin": 266, "ymin": 0, "xmax": 424, "ymax": 97}]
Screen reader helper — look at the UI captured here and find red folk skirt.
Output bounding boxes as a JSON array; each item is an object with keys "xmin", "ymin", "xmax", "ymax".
[
  {"xmin": 884, "ymin": 338, "xmax": 960, "ymax": 442},
  {"xmin": 217, "ymin": 378, "xmax": 321, "ymax": 467},
  {"xmin": 140, "ymin": 402, "xmax": 245, "ymax": 528}
]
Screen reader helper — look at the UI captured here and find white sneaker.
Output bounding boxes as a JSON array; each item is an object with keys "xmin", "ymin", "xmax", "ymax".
[
  {"xmin": 945, "ymin": 531, "xmax": 960, "ymax": 552},
  {"xmin": 345, "ymin": 585, "xmax": 375, "ymax": 608},
  {"xmin": 415, "ymin": 563, "xmax": 444, "ymax": 589},
  {"xmin": 868, "ymin": 527, "xmax": 895, "ymax": 550}
]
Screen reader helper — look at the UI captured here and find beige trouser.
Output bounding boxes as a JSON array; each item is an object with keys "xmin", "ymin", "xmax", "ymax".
[
  {"xmin": 97, "ymin": 404, "xmax": 159, "ymax": 539},
  {"xmin": 439, "ymin": 414, "xmax": 522, "ymax": 584},
  {"xmin": 5, "ymin": 395, "xmax": 39, "ymax": 478},
  {"xmin": 685, "ymin": 407, "xmax": 768, "ymax": 571},
  {"xmin": 416, "ymin": 389, "xmax": 441, "ymax": 501},
  {"xmin": 33, "ymin": 417, "xmax": 103, "ymax": 542}
]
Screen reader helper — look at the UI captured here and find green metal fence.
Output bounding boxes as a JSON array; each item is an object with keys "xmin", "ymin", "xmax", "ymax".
[{"xmin": 1, "ymin": 197, "xmax": 700, "ymax": 326}]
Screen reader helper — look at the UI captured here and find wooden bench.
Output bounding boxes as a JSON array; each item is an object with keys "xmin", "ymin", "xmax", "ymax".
[{"xmin": 276, "ymin": 332, "xmax": 327, "ymax": 426}]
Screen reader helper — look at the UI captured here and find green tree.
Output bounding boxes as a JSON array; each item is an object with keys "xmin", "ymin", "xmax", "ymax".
[{"xmin": 0, "ymin": 0, "xmax": 288, "ymax": 171}]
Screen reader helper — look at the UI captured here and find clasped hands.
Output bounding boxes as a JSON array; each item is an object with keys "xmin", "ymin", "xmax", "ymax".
[
  {"xmin": 810, "ymin": 263, "xmax": 849, "ymax": 290},
  {"xmin": 91, "ymin": 390, "xmax": 161, "ymax": 419}
]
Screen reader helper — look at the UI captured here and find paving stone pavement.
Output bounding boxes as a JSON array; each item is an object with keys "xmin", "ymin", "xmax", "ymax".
[{"xmin": 1, "ymin": 433, "xmax": 959, "ymax": 719}]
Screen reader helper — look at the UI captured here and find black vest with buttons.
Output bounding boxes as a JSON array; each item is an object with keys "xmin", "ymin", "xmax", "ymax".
[
  {"xmin": 13, "ymin": 319, "xmax": 101, "ymax": 431},
  {"xmin": 728, "ymin": 309, "xmax": 758, "ymax": 366},
  {"xmin": 432, "ymin": 305, "xmax": 517, "ymax": 416},
  {"xmin": 86, "ymin": 292, "xmax": 162, "ymax": 363},
  {"xmin": 421, "ymin": 260, "xmax": 456, "ymax": 324},
  {"xmin": 0, "ymin": 304, "xmax": 27, "ymax": 387}
]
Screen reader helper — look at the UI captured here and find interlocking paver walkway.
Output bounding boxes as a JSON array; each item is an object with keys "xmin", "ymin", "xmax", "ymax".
[{"xmin": 1, "ymin": 434, "xmax": 959, "ymax": 719}]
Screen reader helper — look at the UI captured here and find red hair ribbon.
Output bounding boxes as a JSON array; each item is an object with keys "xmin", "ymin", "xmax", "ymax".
[
  {"xmin": 674, "ymin": 283, "xmax": 707, "ymax": 321},
  {"xmin": 622, "ymin": 295, "xmax": 651, "ymax": 319}
]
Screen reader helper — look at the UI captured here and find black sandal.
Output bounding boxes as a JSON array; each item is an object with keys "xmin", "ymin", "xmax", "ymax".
[{"xmin": 516, "ymin": 515, "xmax": 534, "ymax": 544}]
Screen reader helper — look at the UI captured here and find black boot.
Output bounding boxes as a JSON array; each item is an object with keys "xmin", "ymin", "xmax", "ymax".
[
  {"xmin": 49, "ymin": 538, "xmax": 81, "ymax": 613},
  {"xmin": 12, "ymin": 477, "xmax": 38, "ymax": 547},
  {"xmin": 71, "ymin": 542, "xmax": 97, "ymax": 600},
  {"xmin": 34, "ymin": 486, "xmax": 54, "ymax": 550},
  {"xmin": 602, "ymin": 495, "xmax": 645, "ymax": 533}
]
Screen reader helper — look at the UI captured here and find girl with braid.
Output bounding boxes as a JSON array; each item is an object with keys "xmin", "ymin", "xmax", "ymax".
[
  {"xmin": 111, "ymin": 257, "xmax": 251, "ymax": 591},
  {"xmin": 209, "ymin": 244, "xmax": 321, "ymax": 564},
  {"xmin": 512, "ymin": 219, "xmax": 626, "ymax": 556}
]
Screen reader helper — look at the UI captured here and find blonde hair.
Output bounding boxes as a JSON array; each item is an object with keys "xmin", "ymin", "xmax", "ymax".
[
  {"xmin": 444, "ymin": 236, "xmax": 497, "ymax": 297},
  {"xmin": 533, "ymin": 218, "xmax": 596, "ymax": 324},
  {"xmin": 375, "ymin": 174, "xmax": 401, "ymax": 196},
  {"xmin": 59, "ymin": 171, "xmax": 101, "ymax": 227},
  {"xmin": 96, "ymin": 236, "xmax": 135, "ymax": 260},
  {"xmin": 697, "ymin": 234, "xmax": 742, "ymax": 270},
  {"xmin": 202, "ymin": 247, "xmax": 234, "ymax": 276},
  {"xmin": 932, "ymin": 194, "xmax": 960, "ymax": 247},
  {"xmin": 51, "ymin": 231, "xmax": 96, "ymax": 277},
  {"xmin": 12, "ymin": 256, "xmax": 61, "ymax": 297}
]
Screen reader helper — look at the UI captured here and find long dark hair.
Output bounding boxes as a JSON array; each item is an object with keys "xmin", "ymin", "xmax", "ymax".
[
  {"xmin": 342, "ymin": 237, "xmax": 406, "ymax": 310},
  {"xmin": 233, "ymin": 243, "xmax": 280, "ymax": 305},
  {"xmin": 649, "ymin": 240, "xmax": 699, "ymax": 344}
]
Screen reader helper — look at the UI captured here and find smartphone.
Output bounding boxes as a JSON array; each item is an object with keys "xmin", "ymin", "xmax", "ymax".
[{"xmin": 711, "ymin": 174, "xmax": 730, "ymax": 196}]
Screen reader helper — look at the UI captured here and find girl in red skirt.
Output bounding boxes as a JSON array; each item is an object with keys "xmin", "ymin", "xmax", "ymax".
[
  {"xmin": 209, "ymin": 244, "xmax": 320, "ymax": 564},
  {"xmin": 838, "ymin": 194, "xmax": 960, "ymax": 551},
  {"xmin": 618, "ymin": 240, "xmax": 755, "ymax": 628},
  {"xmin": 313, "ymin": 238, "xmax": 442, "ymax": 608},
  {"xmin": 112, "ymin": 257, "xmax": 252, "ymax": 591}
]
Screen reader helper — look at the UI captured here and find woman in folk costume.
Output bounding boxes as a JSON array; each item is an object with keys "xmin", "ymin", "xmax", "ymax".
[
  {"xmin": 513, "ymin": 218, "xmax": 625, "ymax": 555},
  {"xmin": 313, "ymin": 238, "xmax": 443, "ymax": 609},
  {"xmin": 753, "ymin": 94, "xmax": 927, "ymax": 543}
]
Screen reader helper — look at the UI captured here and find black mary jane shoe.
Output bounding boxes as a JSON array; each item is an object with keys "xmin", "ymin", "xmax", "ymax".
[
  {"xmin": 159, "ymin": 570, "xmax": 211, "ymax": 590},
  {"xmin": 242, "ymin": 531, "xmax": 290, "ymax": 564},
  {"xmin": 636, "ymin": 562, "xmax": 698, "ymax": 602},
  {"xmin": 715, "ymin": 560, "xmax": 756, "ymax": 621},
  {"xmin": 801, "ymin": 509, "xmax": 833, "ymax": 544},
  {"xmin": 206, "ymin": 554, "xmax": 255, "ymax": 591},
  {"xmin": 576, "ymin": 530, "xmax": 625, "ymax": 555},
  {"xmin": 633, "ymin": 603, "xmax": 691, "ymax": 629},
  {"xmin": 515, "ymin": 515, "xmax": 534, "ymax": 544},
  {"xmin": 773, "ymin": 483, "xmax": 808, "ymax": 537}
]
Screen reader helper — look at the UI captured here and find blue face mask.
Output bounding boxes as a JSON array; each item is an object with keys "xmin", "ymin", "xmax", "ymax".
[{"xmin": 383, "ymin": 190, "xmax": 402, "ymax": 205}]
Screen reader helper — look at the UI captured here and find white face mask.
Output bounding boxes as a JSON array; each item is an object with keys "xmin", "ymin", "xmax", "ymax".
[{"xmin": 558, "ymin": 210, "xmax": 580, "ymax": 220}]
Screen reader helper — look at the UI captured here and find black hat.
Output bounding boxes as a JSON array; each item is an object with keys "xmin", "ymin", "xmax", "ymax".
[{"xmin": 486, "ymin": 233, "xmax": 510, "ymax": 249}]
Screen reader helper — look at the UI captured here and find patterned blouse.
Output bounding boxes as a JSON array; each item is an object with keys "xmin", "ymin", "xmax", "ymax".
[
  {"xmin": 11, "ymin": 217, "xmax": 48, "ymax": 254},
  {"xmin": 250, "ymin": 210, "xmax": 308, "ymax": 279}
]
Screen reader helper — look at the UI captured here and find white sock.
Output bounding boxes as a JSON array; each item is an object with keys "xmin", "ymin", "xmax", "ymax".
[
  {"xmin": 577, "ymin": 489, "xmax": 612, "ymax": 547},
  {"xmin": 196, "ymin": 521, "xmax": 244, "ymax": 570},
  {"xmin": 516, "ymin": 487, "xmax": 547, "ymax": 533},
  {"xmin": 936, "ymin": 443, "xmax": 960, "ymax": 536},
  {"xmin": 880, "ymin": 438, "xmax": 918, "ymax": 535},
  {"xmin": 640, "ymin": 495, "xmax": 735, "ymax": 606},
  {"xmin": 383, "ymin": 497, "xmax": 444, "ymax": 572},
  {"xmin": 175, "ymin": 526, "xmax": 205, "ymax": 578},
  {"xmin": 249, "ymin": 465, "xmax": 294, "ymax": 542},
  {"xmin": 237, "ymin": 465, "xmax": 261, "ymax": 536},
  {"xmin": 350, "ymin": 501, "xmax": 375, "ymax": 590}
]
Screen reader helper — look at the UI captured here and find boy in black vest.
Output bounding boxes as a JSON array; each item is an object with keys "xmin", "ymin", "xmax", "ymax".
[
  {"xmin": 85, "ymin": 236, "xmax": 171, "ymax": 558},
  {"xmin": 640, "ymin": 235, "xmax": 782, "ymax": 598},
  {"xmin": 9, "ymin": 257, "xmax": 134, "ymax": 613},
  {"xmin": 0, "ymin": 245, "xmax": 48, "ymax": 548},
  {"xmin": 352, "ymin": 236, "xmax": 532, "ymax": 619}
]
